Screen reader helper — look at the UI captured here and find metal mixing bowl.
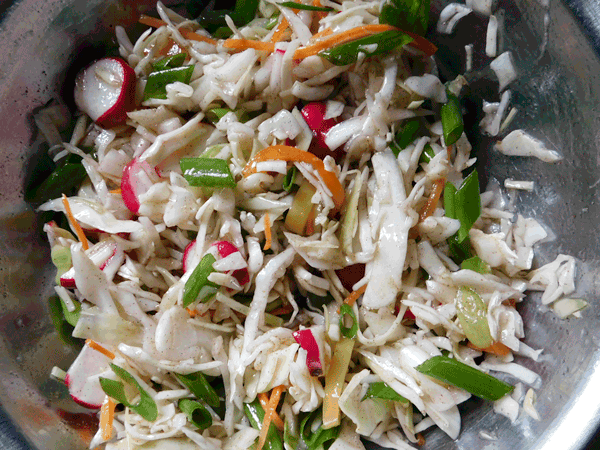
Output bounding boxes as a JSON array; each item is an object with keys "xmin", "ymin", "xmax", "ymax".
[{"xmin": 0, "ymin": 0, "xmax": 599, "ymax": 448}]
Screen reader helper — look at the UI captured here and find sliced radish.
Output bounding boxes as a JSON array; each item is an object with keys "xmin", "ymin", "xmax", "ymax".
[
  {"xmin": 120, "ymin": 158, "xmax": 159, "ymax": 214},
  {"xmin": 301, "ymin": 102, "xmax": 342, "ymax": 160},
  {"xmin": 74, "ymin": 57, "xmax": 137, "ymax": 129},
  {"xmin": 183, "ymin": 240, "xmax": 198, "ymax": 273},
  {"xmin": 212, "ymin": 240, "xmax": 250, "ymax": 286},
  {"xmin": 59, "ymin": 240, "xmax": 123, "ymax": 288},
  {"xmin": 293, "ymin": 327, "xmax": 329, "ymax": 377},
  {"xmin": 65, "ymin": 344, "xmax": 112, "ymax": 409}
]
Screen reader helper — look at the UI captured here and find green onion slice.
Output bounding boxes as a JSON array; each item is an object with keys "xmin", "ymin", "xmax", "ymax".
[
  {"xmin": 182, "ymin": 253, "xmax": 219, "ymax": 307},
  {"xmin": 390, "ymin": 119, "xmax": 420, "ymax": 156},
  {"xmin": 244, "ymin": 399, "xmax": 284, "ymax": 450},
  {"xmin": 320, "ymin": 30, "xmax": 413, "ymax": 66},
  {"xmin": 300, "ymin": 409, "xmax": 341, "ymax": 450},
  {"xmin": 416, "ymin": 355, "xmax": 514, "ymax": 401},
  {"xmin": 48, "ymin": 296, "xmax": 82, "ymax": 348},
  {"xmin": 283, "ymin": 166, "xmax": 297, "ymax": 192},
  {"xmin": 279, "ymin": 1, "xmax": 333, "ymax": 11},
  {"xmin": 180, "ymin": 158, "xmax": 236, "ymax": 189},
  {"xmin": 153, "ymin": 53, "xmax": 186, "ymax": 71},
  {"xmin": 339, "ymin": 303, "xmax": 358, "ymax": 339},
  {"xmin": 380, "ymin": 0, "xmax": 430, "ymax": 36},
  {"xmin": 419, "ymin": 144, "xmax": 436, "ymax": 164},
  {"xmin": 441, "ymin": 92, "xmax": 464, "ymax": 146},
  {"xmin": 455, "ymin": 286, "xmax": 494, "ymax": 349},
  {"xmin": 205, "ymin": 107, "xmax": 249, "ymax": 124},
  {"xmin": 362, "ymin": 381, "xmax": 409, "ymax": 404},
  {"xmin": 461, "ymin": 256, "xmax": 491, "ymax": 274},
  {"xmin": 175, "ymin": 372, "xmax": 220, "ymax": 408},
  {"xmin": 179, "ymin": 398, "xmax": 212, "ymax": 430},
  {"xmin": 99, "ymin": 364, "xmax": 158, "ymax": 421},
  {"xmin": 143, "ymin": 66, "xmax": 195, "ymax": 101}
]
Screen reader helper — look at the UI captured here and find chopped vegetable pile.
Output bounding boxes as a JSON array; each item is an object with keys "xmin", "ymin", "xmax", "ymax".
[{"xmin": 34, "ymin": 0, "xmax": 585, "ymax": 449}]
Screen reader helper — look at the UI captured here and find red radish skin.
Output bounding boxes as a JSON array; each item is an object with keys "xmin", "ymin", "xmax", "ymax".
[
  {"xmin": 183, "ymin": 240, "xmax": 198, "ymax": 273},
  {"xmin": 211, "ymin": 241, "xmax": 250, "ymax": 286},
  {"xmin": 120, "ymin": 158, "xmax": 157, "ymax": 214},
  {"xmin": 66, "ymin": 344, "xmax": 112, "ymax": 409},
  {"xmin": 74, "ymin": 57, "xmax": 137, "ymax": 129},
  {"xmin": 293, "ymin": 329, "xmax": 323, "ymax": 377},
  {"xmin": 301, "ymin": 102, "xmax": 343, "ymax": 160}
]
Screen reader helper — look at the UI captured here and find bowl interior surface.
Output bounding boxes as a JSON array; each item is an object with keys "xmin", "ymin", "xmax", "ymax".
[{"xmin": 0, "ymin": 0, "xmax": 599, "ymax": 449}]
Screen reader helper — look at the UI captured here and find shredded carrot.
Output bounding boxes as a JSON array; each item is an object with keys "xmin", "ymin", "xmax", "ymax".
[
  {"xmin": 258, "ymin": 393, "xmax": 285, "ymax": 431},
  {"xmin": 467, "ymin": 341, "xmax": 512, "ymax": 356},
  {"xmin": 304, "ymin": 205, "xmax": 317, "ymax": 235},
  {"xmin": 343, "ymin": 284, "xmax": 367, "ymax": 307},
  {"xmin": 310, "ymin": 27, "xmax": 334, "ymax": 41},
  {"xmin": 223, "ymin": 39, "xmax": 276, "ymax": 52},
  {"xmin": 270, "ymin": 17, "xmax": 290, "ymax": 43},
  {"xmin": 139, "ymin": 15, "xmax": 217, "ymax": 45},
  {"xmin": 109, "ymin": 188, "xmax": 121, "ymax": 195},
  {"xmin": 99, "ymin": 398, "xmax": 116, "ymax": 441},
  {"xmin": 242, "ymin": 145, "xmax": 345, "ymax": 212},
  {"xmin": 62, "ymin": 194, "xmax": 89, "ymax": 251},
  {"xmin": 257, "ymin": 386, "xmax": 286, "ymax": 450},
  {"xmin": 263, "ymin": 213, "xmax": 272, "ymax": 251},
  {"xmin": 446, "ymin": 145, "xmax": 453, "ymax": 162},
  {"xmin": 416, "ymin": 433, "xmax": 426, "ymax": 446},
  {"xmin": 186, "ymin": 307, "xmax": 198, "ymax": 317},
  {"xmin": 403, "ymin": 29, "xmax": 438, "ymax": 57},
  {"xmin": 312, "ymin": 0, "xmax": 329, "ymax": 24},
  {"xmin": 86, "ymin": 339, "xmax": 115, "ymax": 360},
  {"xmin": 418, "ymin": 177, "xmax": 446, "ymax": 223},
  {"xmin": 294, "ymin": 24, "xmax": 397, "ymax": 59}
]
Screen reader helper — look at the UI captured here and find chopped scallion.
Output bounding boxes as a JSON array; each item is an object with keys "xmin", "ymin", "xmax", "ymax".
[
  {"xmin": 179, "ymin": 398, "xmax": 212, "ymax": 430},
  {"xmin": 143, "ymin": 66, "xmax": 195, "ymax": 101},
  {"xmin": 390, "ymin": 119, "xmax": 420, "ymax": 157},
  {"xmin": 461, "ymin": 256, "xmax": 491, "ymax": 274},
  {"xmin": 244, "ymin": 399, "xmax": 284, "ymax": 450},
  {"xmin": 416, "ymin": 355, "xmax": 513, "ymax": 401},
  {"xmin": 441, "ymin": 92, "xmax": 464, "ymax": 146},
  {"xmin": 182, "ymin": 253, "xmax": 219, "ymax": 307},
  {"xmin": 180, "ymin": 158, "xmax": 236, "ymax": 189},
  {"xmin": 175, "ymin": 372, "xmax": 220, "ymax": 408},
  {"xmin": 283, "ymin": 166, "xmax": 297, "ymax": 192},
  {"xmin": 380, "ymin": 0, "xmax": 430, "ymax": 36},
  {"xmin": 362, "ymin": 381, "xmax": 409, "ymax": 404},
  {"xmin": 279, "ymin": 1, "xmax": 333, "ymax": 11},
  {"xmin": 153, "ymin": 53, "xmax": 186, "ymax": 71},
  {"xmin": 99, "ymin": 364, "xmax": 158, "ymax": 421},
  {"xmin": 339, "ymin": 303, "xmax": 358, "ymax": 339}
]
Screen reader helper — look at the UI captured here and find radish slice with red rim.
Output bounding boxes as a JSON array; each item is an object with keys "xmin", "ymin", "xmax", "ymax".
[
  {"xmin": 121, "ymin": 158, "xmax": 159, "ymax": 214},
  {"xmin": 74, "ymin": 57, "xmax": 137, "ymax": 129},
  {"xmin": 301, "ymin": 102, "xmax": 343, "ymax": 160},
  {"xmin": 211, "ymin": 240, "xmax": 250, "ymax": 287},
  {"xmin": 65, "ymin": 344, "xmax": 112, "ymax": 409}
]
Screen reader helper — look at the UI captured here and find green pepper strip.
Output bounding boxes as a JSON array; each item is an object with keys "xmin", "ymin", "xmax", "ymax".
[
  {"xmin": 153, "ymin": 53, "xmax": 186, "ymax": 71},
  {"xmin": 48, "ymin": 296, "xmax": 82, "ymax": 348},
  {"xmin": 29, "ymin": 162, "xmax": 88, "ymax": 204},
  {"xmin": 455, "ymin": 286, "xmax": 494, "ymax": 349},
  {"xmin": 143, "ymin": 66, "xmax": 195, "ymax": 101},
  {"xmin": 279, "ymin": 1, "xmax": 333, "ymax": 11},
  {"xmin": 198, "ymin": 0, "xmax": 260, "ymax": 30},
  {"xmin": 415, "ymin": 355, "xmax": 514, "ymax": 401},
  {"xmin": 180, "ymin": 158, "xmax": 236, "ymax": 189},
  {"xmin": 461, "ymin": 256, "xmax": 491, "ymax": 274},
  {"xmin": 339, "ymin": 303, "xmax": 358, "ymax": 339},
  {"xmin": 175, "ymin": 372, "xmax": 220, "ymax": 408},
  {"xmin": 299, "ymin": 408, "xmax": 341, "ymax": 450},
  {"xmin": 205, "ymin": 107, "xmax": 249, "ymax": 124},
  {"xmin": 390, "ymin": 119, "xmax": 420, "ymax": 157},
  {"xmin": 380, "ymin": 0, "xmax": 430, "ymax": 36},
  {"xmin": 441, "ymin": 92, "xmax": 464, "ymax": 146},
  {"xmin": 99, "ymin": 364, "xmax": 158, "ymax": 421},
  {"xmin": 419, "ymin": 144, "xmax": 435, "ymax": 164},
  {"xmin": 244, "ymin": 399, "xmax": 284, "ymax": 450},
  {"xmin": 320, "ymin": 30, "xmax": 413, "ymax": 66},
  {"xmin": 283, "ymin": 166, "xmax": 297, "ymax": 192},
  {"xmin": 182, "ymin": 253, "xmax": 219, "ymax": 307},
  {"xmin": 362, "ymin": 381, "xmax": 409, "ymax": 404},
  {"xmin": 179, "ymin": 398, "xmax": 212, "ymax": 430}
]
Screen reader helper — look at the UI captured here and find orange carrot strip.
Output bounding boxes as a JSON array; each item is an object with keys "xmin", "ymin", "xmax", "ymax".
[
  {"xmin": 304, "ymin": 205, "xmax": 317, "ymax": 235},
  {"xmin": 343, "ymin": 284, "xmax": 367, "ymax": 307},
  {"xmin": 418, "ymin": 177, "xmax": 446, "ymax": 223},
  {"xmin": 310, "ymin": 27, "xmax": 334, "ymax": 41},
  {"xmin": 416, "ymin": 433, "xmax": 426, "ymax": 446},
  {"xmin": 294, "ymin": 25, "xmax": 396, "ymax": 59},
  {"xmin": 186, "ymin": 308, "xmax": 198, "ymax": 317},
  {"xmin": 62, "ymin": 194, "xmax": 89, "ymax": 251},
  {"xmin": 403, "ymin": 29, "xmax": 438, "ymax": 57},
  {"xmin": 86, "ymin": 339, "xmax": 115, "ymax": 360},
  {"xmin": 139, "ymin": 15, "xmax": 217, "ymax": 45},
  {"xmin": 312, "ymin": 0, "xmax": 329, "ymax": 23},
  {"xmin": 467, "ymin": 341, "xmax": 512, "ymax": 356},
  {"xmin": 270, "ymin": 17, "xmax": 290, "ymax": 43},
  {"xmin": 223, "ymin": 39, "xmax": 276, "ymax": 52},
  {"xmin": 264, "ymin": 213, "xmax": 272, "ymax": 251},
  {"xmin": 269, "ymin": 304, "xmax": 295, "ymax": 316},
  {"xmin": 242, "ymin": 145, "xmax": 345, "ymax": 211},
  {"xmin": 100, "ymin": 398, "xmax": 116, "ymax": 441},
  {"xmin": 258, "ymin": 386, "xmax": 286, "ymax": 450},
  {"xmin": 258, "ymin": 393, "xmax": 285, "ymax": 431},
  {"xmin": 109, "ymin": 188, "xmax": 121, "ymax": 195}
]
